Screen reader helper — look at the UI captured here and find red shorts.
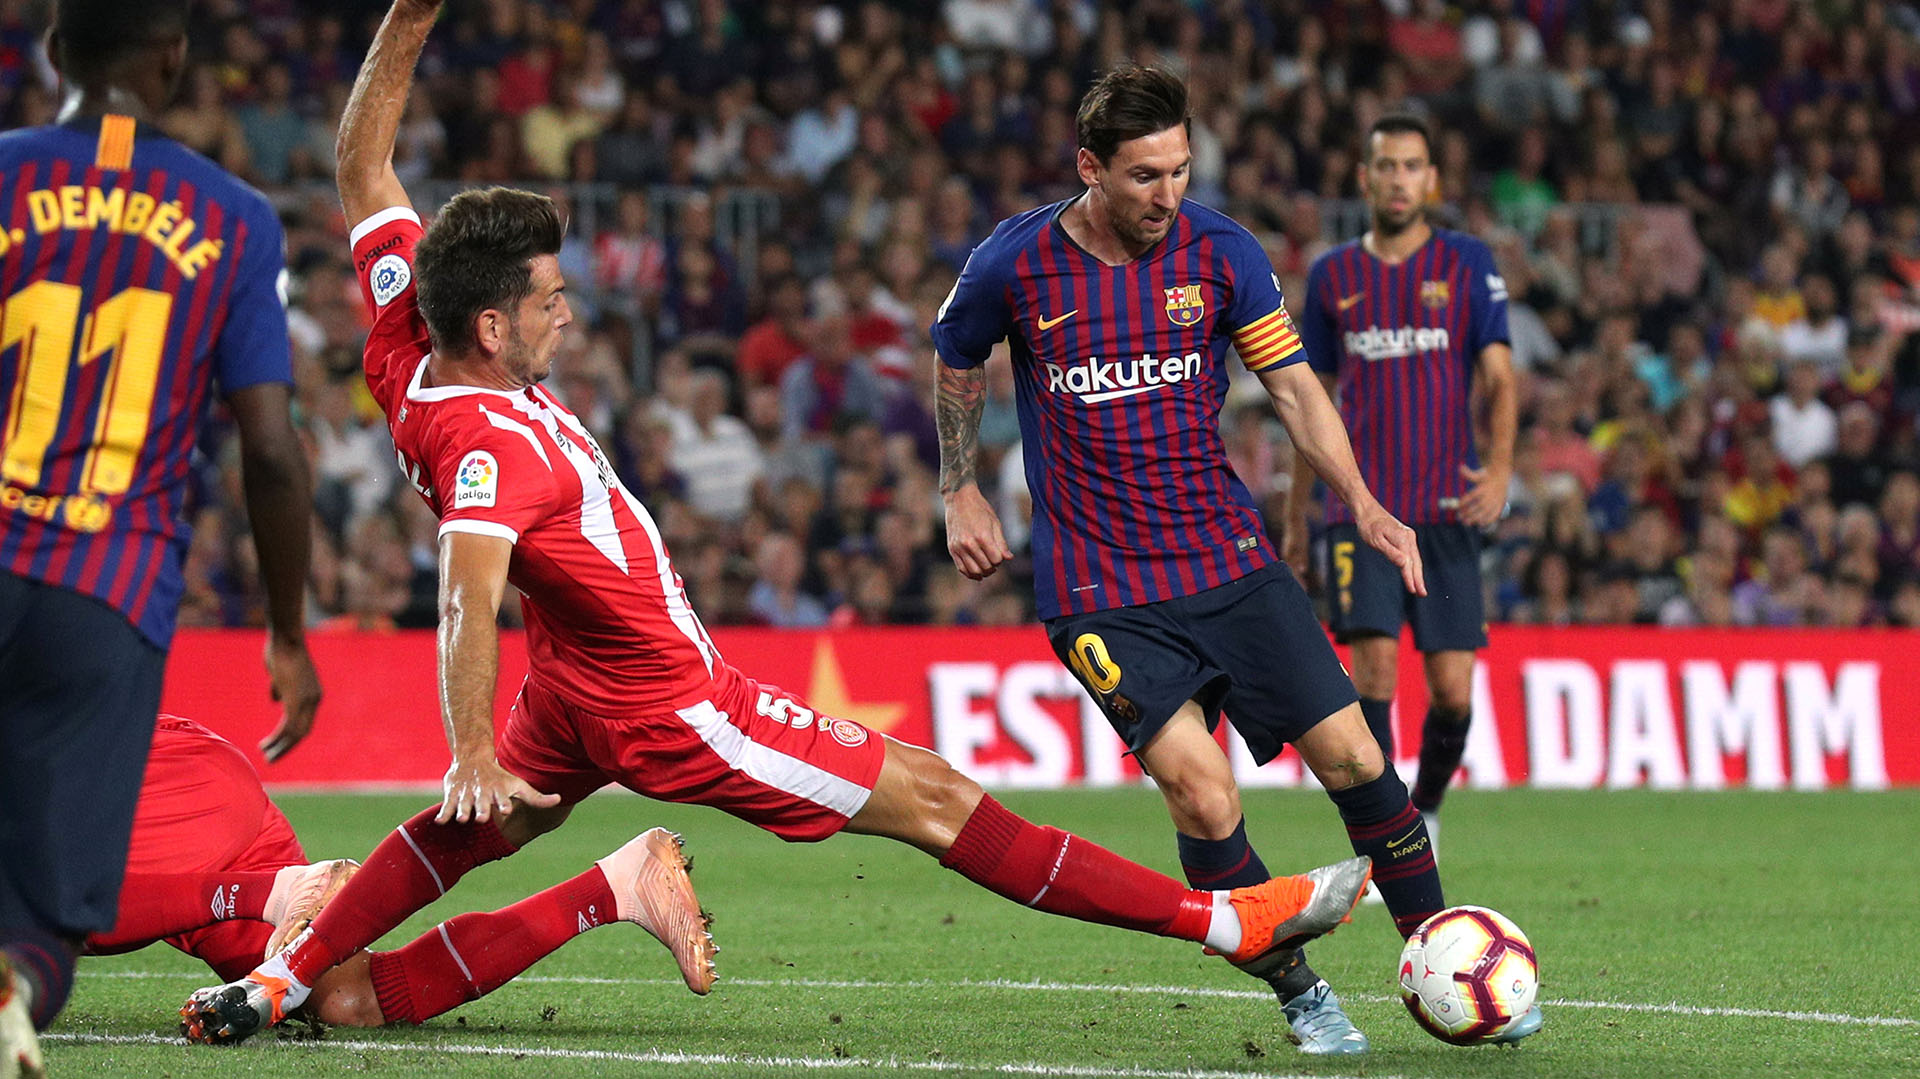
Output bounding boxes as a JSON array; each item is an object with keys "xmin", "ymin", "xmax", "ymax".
[
  {"xmin": 90, "ymin": 718, "xmax": 307, "ymax": 981},
  {"xmin": 497, "ymin": 664, "xmax": 886, "ymax": 842}
]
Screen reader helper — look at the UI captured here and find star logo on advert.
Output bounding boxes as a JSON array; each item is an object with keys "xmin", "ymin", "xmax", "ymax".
[{"xmin": 804, "ymin": 637, "xmax": 903, "ymax": 734}]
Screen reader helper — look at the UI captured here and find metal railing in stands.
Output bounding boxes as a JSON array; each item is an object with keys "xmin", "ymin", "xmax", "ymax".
[{"xmin": 1321, "ymin": 198, "xmax": 1636, "ymax": 252}]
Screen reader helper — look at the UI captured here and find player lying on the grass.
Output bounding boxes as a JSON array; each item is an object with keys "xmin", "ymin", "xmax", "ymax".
[
  {"xmin": 96, "ymin": 715, "xmax": 712, "ymax": 1030},
  {"xmin": 181, "ymin": 0, "xmax": 1371, "ymax": 1045}
]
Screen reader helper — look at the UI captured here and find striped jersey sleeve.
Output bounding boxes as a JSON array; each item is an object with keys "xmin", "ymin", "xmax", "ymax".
[{"xmin": 930, "ymin": 225, "xmax": 1018, "ymax": 370}]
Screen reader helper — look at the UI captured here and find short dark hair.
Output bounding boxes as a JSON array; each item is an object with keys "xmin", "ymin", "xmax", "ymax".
[
  {"xmin": 1365, "ymin": 114, "xmax": 1433, "ymax": 162},
  {"xmin": 1076, "ymin": 64, "xmax": 1189, "ymax": 163},
  {"xmin": 414, "ymin": 187, "xmax": 564, "ymax": 354},
  {"xmin": 55, "ymin": 0, "xmax": 190, "ymax": 76}
]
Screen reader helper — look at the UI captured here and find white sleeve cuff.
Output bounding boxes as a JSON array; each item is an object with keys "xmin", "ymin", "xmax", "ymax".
[
  {"xmin": 438, "ymin": 519, "xmax": 520, "ymax": 544},
  {"xmin": 349, "ymin": 206, "xmax": 423, "ymax": 248}
]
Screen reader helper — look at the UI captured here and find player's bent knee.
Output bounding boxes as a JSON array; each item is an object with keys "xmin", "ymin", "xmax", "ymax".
[
  {"xmin": 849, "ymin": 740, "xmax": 985, "ymax": 856},
  {"xmin": 1296, "ymin": 706, "xmax": 1386, "ymax": 791},
  {"xmin": 907, "ymin": 749, "xmax": 984, "ymax": 830},
  {"xmin": 498, "ymin": 801, "xmax": 572, "ymax": 849},
  {"xmin": 1309, "ymin": 751, "xmax": 1384, "ymax": 792}
]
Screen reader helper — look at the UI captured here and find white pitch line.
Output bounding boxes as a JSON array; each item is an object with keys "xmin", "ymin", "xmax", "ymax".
[
  {"xmin": 43, "ymin": 1032, "xmax": 1391, "ymax": 1079},
  {"xmin": 1533, "ymin": 996, "xmax": 1920, "ymax": 1029},
  {"xmin": 86, "ymin": 970, "xmax": 1920, "ymax": 1029}
]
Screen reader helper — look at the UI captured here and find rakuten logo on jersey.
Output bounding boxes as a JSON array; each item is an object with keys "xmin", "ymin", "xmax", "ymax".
[
  {"xmin": 1043, "ymin": 351, "xmax": 1202, "ymax": 403},
  {"xmin": 1344, "ymin": 326, "xmax": 1452, "ymax": 361}
]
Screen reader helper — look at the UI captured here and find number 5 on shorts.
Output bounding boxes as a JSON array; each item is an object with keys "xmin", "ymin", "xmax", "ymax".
[
  {"xmin": 1333, "ymin": 540, "xmax": 1356, "ymax": 612},
  {"xmin": 1065, "ymin": 633, "xmax": 1122, "ymax": 694}
]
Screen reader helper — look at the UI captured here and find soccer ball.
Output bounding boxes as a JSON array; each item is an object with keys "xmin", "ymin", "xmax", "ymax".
[{"xmin": 1397, "ymin": 905, "xmax": 1538, "ymax": 1044}]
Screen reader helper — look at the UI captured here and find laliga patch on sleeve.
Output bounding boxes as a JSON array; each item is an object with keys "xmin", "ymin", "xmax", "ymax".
[
  {"xmin": 453, "ymin": 451, "xmax": 498, "ymax": 508},
  {"xmin": 369, "ymin": 253, "xmax": 412, "ymax": 307}
]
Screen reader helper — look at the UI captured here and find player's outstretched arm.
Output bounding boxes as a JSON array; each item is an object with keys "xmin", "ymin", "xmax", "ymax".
[
  {"xmin": 936, "ymin": 361, "xmax": 1012, "ymax": 580},
  {"xmin": 1259, "ymin": 362, "xmax": 1426, "ymax": 597},
  {"xmin": 435, "ymin": 531, "xmax": 561, "ymax": 823},
  {"xmin": 335, "ymin": 0, "xmax": 442, "ymax": 229},
  {"xmin": 229, "ymin": 383, "xmax": 321, "ymax": 760}
]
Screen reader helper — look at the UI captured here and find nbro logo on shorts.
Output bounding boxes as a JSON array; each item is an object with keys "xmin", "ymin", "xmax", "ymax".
[
  {"xmin": 454, "ymin": 451, "xmax": 498, "ymax": 507},
  {"xmin": 370, "ymin": 253, "xmax": 412, "ymax": 306}
]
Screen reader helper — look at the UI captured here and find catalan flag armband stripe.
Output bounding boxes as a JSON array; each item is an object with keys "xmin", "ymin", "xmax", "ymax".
[{"xmin": 1233, "ymin": 307, "xmax": 1304, "ymax": 369}]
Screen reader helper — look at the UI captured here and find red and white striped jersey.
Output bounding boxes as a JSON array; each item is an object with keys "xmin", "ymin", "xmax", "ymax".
[{"xmin": 350, "ymin": 206, "xmax": 721, "ymax": 715}]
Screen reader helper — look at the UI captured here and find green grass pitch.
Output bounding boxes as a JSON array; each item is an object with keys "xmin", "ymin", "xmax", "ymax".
[{"xmin": 49, "ymin": 786, "xmax": 1920, "ymax": 1078}]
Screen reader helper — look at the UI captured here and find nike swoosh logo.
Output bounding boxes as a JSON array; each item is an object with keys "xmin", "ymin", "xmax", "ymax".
[
  {"xmin": 1037, "ymin": 309, "xmax": 1079, "ymax": 331},
  {"xmin": 1389, "ymin": 823, "xmax": 1424, "ymax": 848},
  {"xmin": 1337, "ymin": 293, "xmax": 1366, "ymax": 312}
]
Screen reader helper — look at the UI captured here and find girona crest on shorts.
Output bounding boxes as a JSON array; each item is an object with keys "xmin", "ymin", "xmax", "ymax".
[{"xmin": 1164, "ymin": 284, "xmax": 1205, "ymax": 326}]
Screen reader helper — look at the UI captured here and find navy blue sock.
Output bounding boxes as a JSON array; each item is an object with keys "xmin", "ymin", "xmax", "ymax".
[
  {"xmin": 1411, "ymin": 708, "xmax": 1471, "ymax": 813},
  {"xmin": 1359, "ymin": 696, "xmax": 1395, "ymax": 760},
  {"xmin": 1328, "ymin": 770, "xmax": 1445, "ymax": 938},
  {"xmin": 3, "ymin": 928, "xmax": 76, "ymax": 1030},
  {"xmin": 1176, "ymin": 821, "xmax": 1319, "ymax": 1001},
  {"xmin": 1176, "ymin": 818, "xmax": 1269, "ymax": 889}
]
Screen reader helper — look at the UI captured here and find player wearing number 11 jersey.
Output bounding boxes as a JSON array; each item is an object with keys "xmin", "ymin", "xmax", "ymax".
[
  {"xmin": 0, "ymin": 2, "xmax": 317, "ymax": 1064},
  {"xmin": 184, "ymin": 0, "xmax": 1371, "ymax": 1048}
]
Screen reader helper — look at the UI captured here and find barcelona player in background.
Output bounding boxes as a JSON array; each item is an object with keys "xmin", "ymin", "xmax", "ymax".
[
  {"xmin": 1288, "ymin": 116, "xmax": 1518, "ymax": 861},
  {"xmin": 0, "ymin": 2, "xmax": 319, "ymax": 1070},
  {"xmin": 935, "ymin": 65, "xmax": 1464, "ymax": 1054}
]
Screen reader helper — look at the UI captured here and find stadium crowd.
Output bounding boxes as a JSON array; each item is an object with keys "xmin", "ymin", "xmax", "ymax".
[{"xmin": 6, "ymin": 0, "xmax": 1920, "ymax": 630}]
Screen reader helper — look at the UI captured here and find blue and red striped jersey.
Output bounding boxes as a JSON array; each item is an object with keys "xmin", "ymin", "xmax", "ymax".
[
  {"xmin": 932, "ymin": 197, "xmax": 1304, "ymax": 620},
  {"xmin": 0, "ymin": 115, "xmax": 292, "ymax": 647},
  {"xmin": 1297, "ymin": 228, "xmax": 1509, "ymax": 526}
]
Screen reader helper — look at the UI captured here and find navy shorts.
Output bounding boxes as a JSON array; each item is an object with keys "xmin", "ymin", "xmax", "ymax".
[
  {"xmin": 1325, "ymin": 522, "xmax": 1487, "ymax": 652},
  {"xmin": 0, "ymin": 572, "xmax": 164, "ymax": 938},
  {"xmin": 1045, "ymin": 563, "xmax": 1358, "ymax": 766}
]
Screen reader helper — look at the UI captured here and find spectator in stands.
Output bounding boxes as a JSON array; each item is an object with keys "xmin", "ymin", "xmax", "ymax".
[
  {"xmin": 238, "ymin": 62, "xmax": 306, "ymax": 184},
  {"xmin": 780, "ymin": 314, "xmax": 889, "ymax": 442},
  {"xmin": 737, "ymin": 275, "xmax": 812, "ymax": 389},
  {"xmin": 1726, "ymin": 433, "xmax": 1797, "ymax": 533},
  {"xmin": 748, "ymin": 531, "xmax": 828, "ymax": 628},
  {"xmin": 594, "ymin": 189, "xmax": 668, "ymax": 317},
  {"xmin": 669, "ymin": 369, "xmax": 764, "ymax": 525},
  {"xmin": 522, "ymin": 71, "xmax": 606, "ymax": 180},
  {"xmin": 1828, "ymin": 403, "xmax": 1892, "ymax": 510},
  {"xmin": 1879, "ymin": 470, "xmax": 1920, "ymax": 584},
  {"xmin": 1733, "ymin": 526, "xmax": 1818, "ymax": 626},
  {"xmin": 1771, "ymin": 359, "xmax": 1840, "ymax": 468}
]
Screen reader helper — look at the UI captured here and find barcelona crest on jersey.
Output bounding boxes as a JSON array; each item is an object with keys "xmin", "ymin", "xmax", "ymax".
[
  {"xmin": 1421, "ymin": 279, "xmax": 1452, "ymax": 309},
  {"xmin": 1164, "ymin": 284, "xmax": 1205, "ymax": 326}
]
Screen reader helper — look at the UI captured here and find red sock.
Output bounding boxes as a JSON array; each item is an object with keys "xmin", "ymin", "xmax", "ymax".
[
  {"xmin": 366, "ymin": 865, "xmax": 616, "ymax": 1024},
  {"xmin": 286, "ymin": 805, "xmax": 517, "ymax": 986},
  {"xmin": 938, "ymin": 796, "xmax": 1213, "ymax": 941},
  {"xmin": 86, "ymin": 872, "xmax": 279, "ymax": 952}
]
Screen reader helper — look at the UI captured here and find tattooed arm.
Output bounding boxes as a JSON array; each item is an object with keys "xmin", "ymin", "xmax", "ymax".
[{"xmin": 937, "ymin": 361, "xmax": 1012, "ymax": 580}]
